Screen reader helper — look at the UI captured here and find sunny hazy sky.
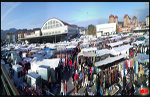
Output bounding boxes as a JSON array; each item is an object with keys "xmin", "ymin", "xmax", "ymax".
[{"xmin": 1, "ymin": 2, "xmax": 149, "ymax": 30}]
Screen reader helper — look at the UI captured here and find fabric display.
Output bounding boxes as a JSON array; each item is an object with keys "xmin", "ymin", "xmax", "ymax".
[
  {"xmin": 136, "ymin": 61, "xmax": 138, "ymax": 75},
  {"xmin": 125, "ymin": 60, "xmax": 128, "ymax": 70},
  {"xmin": 130, "ymin": 59, "xmax": 133, "ymax": 68},
  {"xmin": 128, "ymin": 60, "xmax": 130, "ymax": 68}
]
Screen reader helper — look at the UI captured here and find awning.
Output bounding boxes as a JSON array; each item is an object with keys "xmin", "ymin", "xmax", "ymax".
[{"xmin": 95, "ymin": 53, "xmax": 128, "ymax": 67}]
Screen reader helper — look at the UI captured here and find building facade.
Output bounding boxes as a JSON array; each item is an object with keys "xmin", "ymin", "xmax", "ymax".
[
  {"xmin": 41, "ymin": 18, "xmax": 79, "ymax": 40},
  {"xmin": 146, "ymin": 15, "xmax": 149, "ymax": 27},
  {"xmin": 24, "ymin": 30, "xmax": 41, "ymax": 38},
  {"xmin": 18, "ymin": 31, "xmax": 24, "ymax": 41},
  {"xmin": 132, "ymin": 16, "xmax": 138, "ymax": 26},
  {"xmin": 96, "ymin": 23, "xmax": 116, "ymax": 37},
  {"xmin": 124, "ymin": 14, "xmax": 131, "ymax": 27},
  {"xmin": 119, "ymin": 27, "xmax": 130, "ymax": 33},
  {"xmin": 115, "ymin": 15, "xmax": 118, "ymax": 25}
]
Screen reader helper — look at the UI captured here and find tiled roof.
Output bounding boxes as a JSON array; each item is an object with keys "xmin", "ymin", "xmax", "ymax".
[
  {"xmin": 124, "ymin": 14, "xmax": 128, "ymax": 18},
  {"xmin": 115, "ymin": 15, "xmax": 118, "ymax": 18},
  {"xmin": 132, "ymin": 16, "xmax": 137, "ymax": 19},
  {"xmin": 109, "ymin": 14, "xmax": 114, "ymax": 18}
]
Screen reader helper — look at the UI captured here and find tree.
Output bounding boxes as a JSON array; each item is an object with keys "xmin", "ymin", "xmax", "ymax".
[{"xmin": 88, "ymin": 24, "xmax": 96, "ymax": 35}]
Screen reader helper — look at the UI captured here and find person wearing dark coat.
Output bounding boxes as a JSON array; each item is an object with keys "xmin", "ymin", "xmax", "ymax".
[
  {"xmin": 123, "ymin": 74, "xmax": 126, "ymax": 89},
  {"xmin": 131, "ymin": 84, "xmax": 135, "ymax": 95}
]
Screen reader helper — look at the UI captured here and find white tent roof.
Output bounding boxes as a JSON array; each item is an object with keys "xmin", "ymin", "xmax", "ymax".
[
  {"xmin": 81, "ymin": 47, "xmax": 97, "ymax": 52},
  {"xmin": 107, "ymin": 40, "xmax": 130, "ymax": 47},
  {"xmin": 30, "ymin": 58, "xmax": 60, "ymax": 72},
  {"xmin": 96, "ymin": 44, "xmax": 132, "ymax": 56},
  {"xmin": 133, "ymin": 41, "xmax": 145, "ymax": 46},
  {"xmin": 95, "ymin": 53, "xmax": 128, "ymax": 67}
]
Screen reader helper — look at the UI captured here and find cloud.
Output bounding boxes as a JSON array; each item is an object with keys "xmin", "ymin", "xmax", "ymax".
[
  {"xmin": 1, "ymin": 2, "xmax": 21, "ymax": 21},
  {"xmin": 133, "ymin": 2, "xmax": 149, "ymax": 22}
]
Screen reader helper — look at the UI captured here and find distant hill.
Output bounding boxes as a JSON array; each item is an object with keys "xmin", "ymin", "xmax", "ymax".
[{"xmin": 1, "ymin": 28, "xmax": 17, "ymax": 40}]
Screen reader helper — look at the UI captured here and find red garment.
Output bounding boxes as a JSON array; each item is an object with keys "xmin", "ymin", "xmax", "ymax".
[
  {"xmin": 91, "ymin": 67, "xmax": 92, "ymax": 74},
  {"xmin": 75, "ymin": 74, "xmax": 77, "ymax": 81},
  {"xmin": 65, "ymin": 82, "xmax": 67, "ymax": 92},
  {"xmin": 70, "ymin": 61, "xmax": 72, "ymax": 66}
]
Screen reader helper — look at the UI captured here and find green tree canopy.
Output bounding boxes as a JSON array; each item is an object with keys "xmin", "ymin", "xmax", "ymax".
[{"xmin": 88, "ymin": 24, "xmax": 96, "ymax": 35}]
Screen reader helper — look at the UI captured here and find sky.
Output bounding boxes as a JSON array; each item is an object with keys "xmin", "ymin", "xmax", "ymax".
[{"xmin": 1, "ymin": 2, "xmax": 149, "ymax": 30}]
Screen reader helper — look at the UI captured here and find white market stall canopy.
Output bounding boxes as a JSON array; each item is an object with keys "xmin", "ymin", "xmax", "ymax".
[
  {"xmin": 66, "ymin": 42, "xmax": 78, "ymax": 49},
  {"xmin": 95, "ymin": 53, "xmax": 128, "ymax": 67},
  {"xmin": 30, "ymin": 58, "xmax": 60, "ymax": 73},
  {"xmin": 107, "ymin": 39, "xmax": 130, "ymax": 47},
  {"xmin": 77, "ymin": 51, "xmax": 96, "ymax": 57},
  {"xmin": 81, "ymin": 47, "xmax": 97, "ymax": 53},
  {"xmin": 133, "ymin": 41, "xmax": 145, "ymax": 46},
  {"xmin": 96, "ymin": 44, "xmax": 132, "ymax": 56},
  {"xmin": 134, "ymin": 54, "xmax": 149, "ymax": 63}
]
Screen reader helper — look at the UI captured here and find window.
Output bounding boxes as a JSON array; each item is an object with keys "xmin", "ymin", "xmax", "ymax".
[
  {"xmin": 56, "ymin": 21, "xmax": 58, "ymax": 23},
  {"xmin": 60, "ymin": 24, "xmax": 62, "ymax": 26},
  {"xmin": 52, "ymin": 32, "xmax": 54, "ymax": 34},
  {"xmin": 18, "ymin": 71, "xmax": 20, "ymax": 78},
  {"xmin": 53, "ymin": 20, "xmax": 55, "ymax": 24},
  {"xmin": 27, "ymin": 77, "xmax": 31, "ymax": 85},
  {"xmin": 48, "ymin": 26, "xmax": 50, "ymax": 29},
  {"xmin": 56, "ymin": 24, "xmax": 59, "ymax": 27}
]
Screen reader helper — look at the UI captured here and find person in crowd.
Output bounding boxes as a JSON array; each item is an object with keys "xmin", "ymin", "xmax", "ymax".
[
  {"xmin": 131, "ymin": 84, "xmax": 135, "ymax": 96},
  {"xmin": 72, "ymin": 72, "xmax": 75, "ymax": 84},
  {"xmin": 49, "ymin": 75, "xmax": 52, "ymax": 92},
  {"xmin": 75, "ymin": 71, "xmax": 78, "ymax": 84},
  {"xmin": 85, "ymin": 86, "xmax": 88, "ymax": 96},
  {"xmin": 65, "ymin": 80, "xmax": 67, "ymax": 95},
  {"xmin": 123, "ymin": 74, "xmax": 126, "ymax": 89},
  {"xmin": 79, "ymin": 72, "xmax": 83, "ymax": 88},
  {"xmin": 60, "ymin": 80, "xmax": 64, "ymax": 96}
]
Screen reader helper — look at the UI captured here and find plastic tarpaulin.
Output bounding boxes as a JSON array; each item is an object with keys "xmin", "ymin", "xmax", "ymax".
[
  {"xmin": 134, "ymin": 54, "xmax": 149, "ymax": 63},
  {"xmin": 45, "ymin": 48, "xmax": 52, "ymax": 52}
]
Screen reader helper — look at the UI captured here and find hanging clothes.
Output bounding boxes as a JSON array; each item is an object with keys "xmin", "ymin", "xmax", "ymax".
[
  {"xmin": 130, "ymin": 59, "xmax": 133, "ymax": 68},
  {"xmin": 128, "ymin": 60, "xmax": 130, "ymax": 68},
  {"xmin": 125, "ymin": 60, "xmax": 128, "ymax": 70},
  {"xmin": 133, "ymin": 58, "xmax": 134, "ymax": 69},
  {"xmin": 123, "ymin": 62, "xmax": 125, "ymax": 74},
  {"xmin": 136, "ymin": 61, "xmax": 138, "ymax": 74}
]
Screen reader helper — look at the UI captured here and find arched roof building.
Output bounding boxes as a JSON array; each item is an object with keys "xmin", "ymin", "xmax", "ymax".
[{"xmin": 41, "ymin": 18, "xmax": 79, "ymax": 38}]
